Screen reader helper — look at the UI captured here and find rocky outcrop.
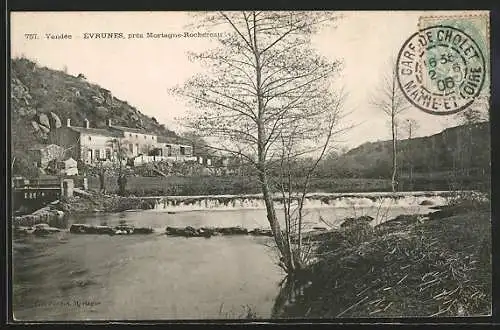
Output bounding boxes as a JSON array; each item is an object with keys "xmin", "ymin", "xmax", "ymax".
[
  {"xmin": 340, "ymin": 215, "xmax": 374, "ymax": 228},
  {"xmin": 33, "ymin": 223, "xmax": 61, "ymax": 236},
  {"xmin": 50, "ymin": 111, "xmax": 62, "ymax": 128},
  {"xmin": 38, "ymin": 113, "xmax": 50, "ymax": 129},
  {"xmin": 165, "ymin": 226, "xmax": 272, "ymax": 238},
  {"xmin": 14, "ymin": 207, "xmax": 65, "ymax": 228},
  {"xmin": 69, "ymin": 223, "xmax": 154, "ymax": 235},
  {"xmin": 31, "ymin": 121, "xmax": 41, "ymax": 132},
  {"xmin": 14, "ymin": 223, "xmax": 61, "ymax": 236}
]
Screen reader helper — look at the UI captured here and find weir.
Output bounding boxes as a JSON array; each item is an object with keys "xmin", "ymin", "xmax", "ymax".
[{"xmin": 137, "ymin": 191, "xmax": 478, "ymax": 213}]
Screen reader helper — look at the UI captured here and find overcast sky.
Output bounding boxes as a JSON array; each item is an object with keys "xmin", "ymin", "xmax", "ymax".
[{"xmin": 10, "ymin": 11, "xmax": 489, "ymax": 149}]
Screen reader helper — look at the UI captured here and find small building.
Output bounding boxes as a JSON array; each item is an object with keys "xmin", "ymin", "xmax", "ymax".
[
  {"xmin": 157, "ymin": 136, "xmax": 195, "ymax": 160},
  {"xmin": 58, "ymin": 157, "xmax": 78, "ymax": 176},
  {"xmin": 27, "ymin": 144, "xmax": 64, "ymax": 168}
]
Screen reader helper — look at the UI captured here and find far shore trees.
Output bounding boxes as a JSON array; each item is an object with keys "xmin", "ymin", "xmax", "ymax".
[{"xmin": 172, "ymin": 11, "xmax": 347, "ymax": 276}]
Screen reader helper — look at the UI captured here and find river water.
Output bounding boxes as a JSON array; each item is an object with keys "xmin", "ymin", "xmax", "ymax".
[{"xmin": 13, "ymin": 197, "xmax": 442, "ymax": 321}]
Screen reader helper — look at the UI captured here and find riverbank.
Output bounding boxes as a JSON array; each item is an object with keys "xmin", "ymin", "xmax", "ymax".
[{"xmin": 272, "ymin": 198, "xmax": 491, "ymax": 318}]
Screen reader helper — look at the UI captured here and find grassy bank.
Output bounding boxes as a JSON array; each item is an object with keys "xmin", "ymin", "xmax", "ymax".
[
  {"xmin": 87, "ymin": 175, "xmax": 489, "ymax": 196},
  {"xmin": 273, "ymin": 200, "xmax": 491, "ymax": 318},
  {"xmin": 58, "ymin": 195, "xmax": 158, "ymax": 215}
]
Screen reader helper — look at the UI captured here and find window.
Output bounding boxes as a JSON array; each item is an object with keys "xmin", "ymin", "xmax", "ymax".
[
  {"xmin": 95, "ymin": 149, "xmax": 100, "ymax": 160},
  {"xmin": 136, "ymin": 144, "xmax": 139, "ymax": 154},
  {"xmin": 136, "ymin": 134, "xmax": 138, "ymax": 138},
  {"xmin": 88, "ymin": 136, "xmax": 92, "ymax": 141},
  {"xmin": 167, "ymin": 145, "xmax": 172, "ymax": 156},
  {"xmin": 180, "ymin": 146, "xmax": 185, "ymax": 156},
  {"xmin": 185, "ymin": 147, "xmax": 192, "ymax": 155},
  {"xmin": 129, "ymin": 144, "xmax": 133, "ymax": 153},
  {"xmin": 106, "ymin": 149, "xmax": 111, "ymax": 159}
]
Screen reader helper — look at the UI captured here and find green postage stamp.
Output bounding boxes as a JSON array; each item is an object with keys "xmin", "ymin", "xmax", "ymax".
[{"xmin": 397, "ymin": 14, "xmax": 489, "ymax": 115}]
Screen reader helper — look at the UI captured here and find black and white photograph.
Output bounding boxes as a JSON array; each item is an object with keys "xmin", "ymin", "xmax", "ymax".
[{"xmin": 9, "ymin": 10, "xmax": 491, "ymax": 320}]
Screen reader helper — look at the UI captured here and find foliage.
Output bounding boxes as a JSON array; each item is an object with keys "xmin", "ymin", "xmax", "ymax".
[
  {"xmin": 317, "ymin": 122, "xmax": 490, "ymax": 180},
  {"xmin": 273, "ymin": 204, "xmax": 491, "ymax": 318},
  {"xmin": 173, "ymin": 11, "xmax": 345, "ymax": 275}
]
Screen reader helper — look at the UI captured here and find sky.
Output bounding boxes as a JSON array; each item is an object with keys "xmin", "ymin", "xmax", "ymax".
[{"xmin": 10, "ymin": 11, "xmax": 489, "ymax": 149}]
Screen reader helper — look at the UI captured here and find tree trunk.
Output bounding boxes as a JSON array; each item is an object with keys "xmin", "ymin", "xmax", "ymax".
[
  {"xmin": 99, "ymin": 173, "xmax": 105, "ymax": 193},
  {"xmin": 408, "ymin": 124, "xmax": 413, "ymax": 190},
  {"xmin": 391, "ymin": 112, "xmax": 397, "ymax": 192},
  {"xmin": 258, "ymin": 167, "xmax": 295, "ymax": 271},
  {"xmin": 251, "ymin": 14, "xmax": 295, "ymax": 274}
]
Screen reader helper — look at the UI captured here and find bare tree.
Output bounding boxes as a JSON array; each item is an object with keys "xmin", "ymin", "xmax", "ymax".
[
  {"xmin": 402, "ymin": 118, "xmax": 419, "ymax": 189},
  {"xmin": 370, "ymin": 61, "xmax": 410, "ymax": 192},
  {"xmin": 172, "ymin": 11, "xmax": 346, "ymax": 275}
]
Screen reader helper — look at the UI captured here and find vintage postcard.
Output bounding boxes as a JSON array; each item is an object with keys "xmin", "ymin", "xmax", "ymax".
[{"xmin": 9, "ymin": 11, "xmax": 491, "ymax": 321}]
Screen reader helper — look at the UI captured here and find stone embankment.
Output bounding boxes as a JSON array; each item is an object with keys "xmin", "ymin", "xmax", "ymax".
[
  {"xmin": 14, "ymin": 223, "xmax": 155, "ymax": 236},
  {"xmin": 165, "ymin": 226, "xmax": 274, "ymax": 238},
  {"xmin": 13, "ymin": 203, "xmax": 66, "ymax": 228}
]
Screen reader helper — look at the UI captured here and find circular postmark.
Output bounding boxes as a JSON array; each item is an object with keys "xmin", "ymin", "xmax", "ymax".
[{"xmin": 396, "ymin": 25, "xmax": 486, "ymax": 115}]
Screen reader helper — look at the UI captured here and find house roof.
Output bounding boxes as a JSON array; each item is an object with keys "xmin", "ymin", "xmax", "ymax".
[
  {"xmin": 68, "ymin": 126, "xmax": 122, "ymax": 137},
  {"xmin": 109, "ymin": 125, "xmax": 152, "ymax": 135},
  {"xmin": 157, "ymin": 135, "xmax": 191, "ymax": 145},
  {"xmin": 28, "ymin": 143, "xmax": 63, "ymax": 151}
]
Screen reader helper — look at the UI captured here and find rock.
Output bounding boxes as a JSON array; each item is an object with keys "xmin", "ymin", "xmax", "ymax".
[
  {"xmin": 31, "ymin": 121, "xmax": 41, "ymax": 132},
  {"xmin": 96, "ymin": 106, "xmax": 108, "ymax": 116},
  {"xmin": 70, "ymin": 224, "xmax": 114, "ymax": 235},
  {"xmin": 249, "ymin": 228, "xmax": 273, "ymax": 237},
  {"xmin": 184, "ymin": 226, "xmax": 200, "ymax": 237},
  {"xmin": 114, "ymin": 224, "xmax": 134, "ymax": 234},
  {"xmin": 50, "ymin": 111, "xmax": 62, "ymax": 128},
  {"xmin": 14, "ymin": 226, "xmax": 35, "ymax": 235},
  {"xmin": 38, "ymin": 113, "xmax": 50, "ymax": 128},
  {"xmin": 166, "ymin": 226, "xmax": 190, "ymax": 237},
  {"xmin": 219, "ymin": 226, "xmax": 248, "ymax": 235},
  {"xmin": 341, "ymin": 216, "xmax": 374, "ymax": 228},
  {"xmin": 133, "ymin": 227, "xmax": 154, "ymax": 234},
  {"xmin": 92, "ymin": 95, "xmax": 105, "ymax": 104},
  {"xmin": 198, "ymin": 228, "xmax": 213, "ymax": 238},
  {"xmin": 375, "ymin": 214, "xmax": 422, "ymax": 230},
  {"xmin": 419, "ymin": 200, "xmax": 434, "ymax": 206},
  {"xmin": 33, "ymin": 225, "xmax": 61, "ymax": 236},
  {"xmin": 39, "ymin": 124, "xmax": 50, "ymax": 134}
]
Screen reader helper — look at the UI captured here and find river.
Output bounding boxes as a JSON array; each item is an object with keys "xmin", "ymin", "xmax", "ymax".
[{"xmin": 12, "ymin": 195, "xmax": 444, "ymax": 320}]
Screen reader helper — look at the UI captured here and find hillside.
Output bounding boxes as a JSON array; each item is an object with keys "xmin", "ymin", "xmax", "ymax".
[
  {"xmin": 318, "ymin": 122, "xmax": 491, "ymax": 180},
  {"xmin": 11, "ymin": 57, "xmax": 180, "ymax": 153}
]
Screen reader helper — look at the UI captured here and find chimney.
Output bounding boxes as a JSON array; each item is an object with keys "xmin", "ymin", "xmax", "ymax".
[
  {"xmin": 107, "ymin": 119, "xmax": 112, "ymax": 127},
  {"xmin": 66, "ymin": 118, "xmax": 71, "ymax": 127},
  {"xmin": 84, "ymin": 118, "xmax": 90, "ymax": 129}
]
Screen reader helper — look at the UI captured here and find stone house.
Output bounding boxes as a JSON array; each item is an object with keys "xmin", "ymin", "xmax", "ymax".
[
  {"xmin": 48, "ymin": 118, "xmax": 196, "ymax": 165},
  {"xmin": 27, "ymin": 144, "xmax": 65, "ymax": 168},
  {"xmin": 48, "ymin": 119, "xmax": 122, "ymax": 164}
]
